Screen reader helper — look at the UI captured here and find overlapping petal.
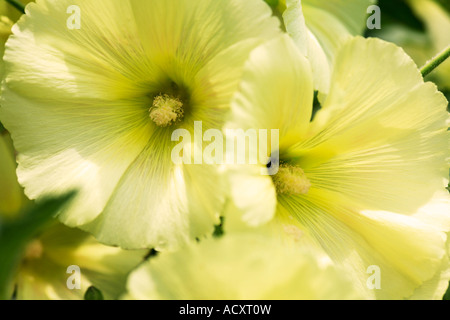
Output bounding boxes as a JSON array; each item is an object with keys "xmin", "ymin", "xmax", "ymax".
[
  {"xmin": 123, "ymin": 233, "xmax": 361, "ymax": 300},
  {"xmin": 15, "ymin": 223, "xmax": 146, "ymax": 300},
  {"xmin": 292, "ymin": 37, "xmax": 449, "ymax": 214}
]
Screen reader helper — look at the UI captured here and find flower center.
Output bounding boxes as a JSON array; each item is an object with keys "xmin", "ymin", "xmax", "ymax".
[
  {"xmin": 272, "ymin": 164, "xmax": 311, "ymax": 196},
  {"xmin": 24, "ymin": 239, "xmax": 44, "ymax": 260},
  {"xmin": 149, "ymin": 94, "xmax": 184, "ymax": 127}
]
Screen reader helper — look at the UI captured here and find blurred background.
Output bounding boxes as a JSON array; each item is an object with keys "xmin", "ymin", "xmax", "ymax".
[{"xmin": 366, "ymin": 0, "xmax": 450, "ymax": 104}]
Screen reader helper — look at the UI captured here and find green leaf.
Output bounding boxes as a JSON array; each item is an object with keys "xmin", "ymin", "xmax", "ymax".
[
  {"xmin": 84, "ymin": 286, "xmax": 104, "ymax": 300},
  {"xmin": 212, "ymin": 216, "xmax": 225, "ymax": 238},
  {"xmin": 436, "ymin": 0, "xmax": 450, "ymax": 14},
  {"xmin": 310, "ymin": 90, "xmax": 322, "ymax": 121},
  {"xmin": 444, "ymin": 281, "xmax": 450, "ymax": 300},
  {"xmin": 0, "ymin": 191, "xmax": 76, "ymax": 300},
  {"xmin": 4, "ymin": 0, "xmax": 25, "ymax": 14},
  {"xmin": 264, "ymin": 0, "xmax": 279, "ymax": 8},
  {"xmin": 143, "ymin": 248, "xmax": 158, "ymax": 261}
]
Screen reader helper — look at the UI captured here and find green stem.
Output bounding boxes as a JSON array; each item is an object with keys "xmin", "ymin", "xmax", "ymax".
[
  {"xmin": 420, "ymin": 45, "xmax": 450, "ymax": 78},
  {"xmin": 4, "ymin": 0, "xmax": 25, "ymax": 14}
]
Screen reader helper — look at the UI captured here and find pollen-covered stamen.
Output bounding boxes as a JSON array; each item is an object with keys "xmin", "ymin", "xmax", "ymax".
[
  {"xmin": 24, "ymin": 239, "xmax": 43, "ymax": 260},
  {"xmin": 272, "ymin": 164, "xmax": 311, "ymax": 196},
  {"xmin": 149, "ymin": 94, "xmax": 184, "ymax": 127}
]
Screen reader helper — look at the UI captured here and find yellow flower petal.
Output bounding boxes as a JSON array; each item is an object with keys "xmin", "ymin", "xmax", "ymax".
[
  {"xmin": 1, "ymin": 93, "xmax": 152, "ymax": 226},
  {"xmin": 282, "ymin": 0, "xmax": 374, "ymax": 93},
  {"xmin": 15, "ymin": 223, "xmax": 146, "ymax": 300},
  {"xmin": 292, "ymin": 37, "xmax": 449, "ymax": 214},
  {"xmin": 123, "ymin": 233, "xmax": 362, "ymax": 300},
  {"xmin": 409, "ymin": 233, "xmax": 450, "ymax": 300},
  {"xmin": 82, "ymin": 134, "xmax": 224, "ymax": 250},
  {"xmin": 278, "ymin": 189, "xmax": 448, "ymax": 299},
  {"xmin": 227, "ymin": 164, "xmax": 277, "ymax": 227},
  {"xmin": 229, "ymin": 35, "xmax": 313, "ymax": 144},
  {"xmin": 302, "ymin": 0, "xmax": 375, "ymax": 35}
]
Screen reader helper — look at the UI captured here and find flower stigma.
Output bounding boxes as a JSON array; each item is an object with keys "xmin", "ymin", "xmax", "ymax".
[
  {"xmin": 149, "ymin": 94, "xmax": 184, "ymax": 127},
  {"xmin": 272, "ymin": 163, "xmax": 311, "ymax": 196},
  {"xmin": 23, "ymin": 239, "xmax": 44, "ymax": 260}
]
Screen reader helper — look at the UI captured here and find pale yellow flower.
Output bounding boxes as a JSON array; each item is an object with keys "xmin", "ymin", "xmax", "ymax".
[
  {"xmin": 14, "ymin": 222, "xmax": 146, "ymax": 300},
  {"xmin": 226, "ymin": 35, "xmax": 450, "ymax": 299},
  {"xmin": 0, "ymin": 0, "xmax": 280, "ymax": 250},
  {"xmin": 123, "ymin": 232, "xmax": 362, "ymax": 300}
]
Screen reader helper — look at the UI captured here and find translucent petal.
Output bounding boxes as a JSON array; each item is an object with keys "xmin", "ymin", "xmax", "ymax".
[
  {"xmin": 83, "ymin": 134, "xmax": 225, "ymax": 250},
  {"xmin": 130, "ymin": 0, "xmax": 280, "ymax": 90},
  {"xmin": 226, "ymin": 35, "xmax": 313, "ymax": 226},
  {"xmin": 409, "ymin": 235, "xmax": 450, "ymax": 300},
  {"xmin": 15, "ymin": 223, "xmax": 146, "ymax": 300},
  {"xmin": 290, "ymin": 37, "xmax": 449, "ymax": 214},
  {"xmin": 1, "ymin": 93, "xmax": 152, "ymax": 225},
  {"xmin": 1, "ymin": 0, "xmax": 281, "ymax": 247},
  {"xmin": 282, "ymin": 0, "xmax": 374, "ymax": 93},
  {"xmin": 4, "ymin": 0, "xmax": 155, "ymax": 101},
  {"xmin": 303, "ymin": 0, "xmax": 375, "ymax": 35},
  {"xmin": 227, "ymin": 164, "xmax": 277, "ymax": 226},
  {"xmin": 278, "ymin": 189, "xmax": 449, "ymax": 299},
  {"xmin": 123, "ymin": 233, "xmax": 362, "ymax": 300},
  {"xmin": 229, "ymin": 35, "xmax": 313, "ymax": 144}
]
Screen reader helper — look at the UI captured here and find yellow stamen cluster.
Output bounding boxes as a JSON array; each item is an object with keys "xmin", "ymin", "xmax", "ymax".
[
  {"xmin": 149, "ymin": 94, "xmax": 184, "ymax": 127},
  {"xmin": 24, "ymin": 239, "xmax": 43, "ymax": 260},
  {"xmin": 272, "ymin": 164, "xmax": 311, "ymax": 196}
]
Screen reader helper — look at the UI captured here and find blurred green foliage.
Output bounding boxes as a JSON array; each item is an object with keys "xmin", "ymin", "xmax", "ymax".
[
  {"xmin": 365, "ymin": 0, "xmax": 425, "ymax": 33},
  {"xmin": 367, "ymin": 0, "xmax": 450, "ymax": 104},
  {"xmin": 84, "ymin": 286, "xmax": 104, "ymax": 300},
  {"xmin": 0, "ymin": 192, "xmax": 75, "ymax": 300}
]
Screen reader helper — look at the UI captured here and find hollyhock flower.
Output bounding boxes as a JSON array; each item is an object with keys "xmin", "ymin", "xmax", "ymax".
[
  {"xmin": 1, "ymin": 131, "xmax": 145, "ymax": 300},
  {"xmin": 226, "ymin": 35, "xmax": 450, "ymax": 299},
  {"xmin": 0, "ymin": 0, "xmax": 280, "ymax": 249},
  {"xmin": 13, "ymin": 222, "xmax": 146, "ymax": 300},
  {"xmin": 1, "ymin": 133, "xmax": 144, "ymax": 300},
  {"xmin": 122, "ymin": 232, "xmax": 361, "ymax": 300}
]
